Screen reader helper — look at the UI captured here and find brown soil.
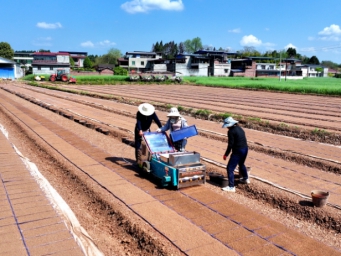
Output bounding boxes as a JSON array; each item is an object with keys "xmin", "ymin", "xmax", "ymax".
[
  {"xmin": 0, "ymin": 101, "xmax": 183, "ymax": 256},
  {"xmin": 1, "ymin": 82, "xmax": 341, "ymax": 254}
]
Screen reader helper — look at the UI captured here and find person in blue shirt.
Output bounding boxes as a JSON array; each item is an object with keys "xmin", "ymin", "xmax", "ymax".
[
  {"xmin": 222, "ymin": 117, "xmax": 250, "ymax": 192},
  {"xmin": 135, "ymin": 103, "xmax": 162, "ymax": 162}
]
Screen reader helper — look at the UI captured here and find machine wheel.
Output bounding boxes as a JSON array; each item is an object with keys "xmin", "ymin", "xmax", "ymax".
[
  {"xmin": 61, "ymin": 75, "xmax": 68, "ymax": 82},
  {"xmin": 142, "ymin": 162, "xmax": 150, "ymax": 173},
  {"xmin": 50, "ymin": 76, "xmax": 56, "ymax": 82}
]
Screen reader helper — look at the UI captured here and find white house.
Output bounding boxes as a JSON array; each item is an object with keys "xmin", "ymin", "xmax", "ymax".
[
  {"xmin": 123, "ymin": 51, "xmax": 164, "ymax": 73},
  {"xmin": 59, "ymin": 51, "xmax": 87, "ymax": 68},
  {"xmin": 32, "ymin": 52, "xmax": 70, "ymax": 75},
  {"xmin": 175, "ymin": 50, "xmax": 232, "ymax": 77},
  {"xmin": 13, "ymin": 51, "xmax": 34, "ymax": 68},
  {"xmin": 296, "ymin": 64, "xmax": 328, "ymax": 77}
]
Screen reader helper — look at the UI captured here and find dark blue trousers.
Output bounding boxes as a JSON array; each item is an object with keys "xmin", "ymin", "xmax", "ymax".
[
  {"xmin": 226, "ymin": 147, "xmax": 248, "ymax": 187},
  {"xmin": 135, "ymin": 128, "xmax": 142, "ymax": 162}
]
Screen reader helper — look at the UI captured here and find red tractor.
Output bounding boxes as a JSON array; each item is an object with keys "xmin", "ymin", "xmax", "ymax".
[{"xmin": 49, "ymin": 69, "xmax": 76, "ymax": 83}]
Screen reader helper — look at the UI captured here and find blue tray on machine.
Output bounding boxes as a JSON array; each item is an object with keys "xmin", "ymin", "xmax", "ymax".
[
  {"xmin": 143, "ymin": 132, "xmax": 175, "ymax": 154},
  {"xmin": 170, "ymin": 125, "xmax": 198, "ymax": 142}
]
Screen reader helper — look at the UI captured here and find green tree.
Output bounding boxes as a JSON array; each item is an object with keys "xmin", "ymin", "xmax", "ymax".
[
  {"xmin": 96, "ymin": 48, "xmax": 122, "ymax": 65},
  {"xmin": 308, "ymin": 55, "xmax": 320, "ymax": 65},
  {"xmin": 83, "ymin": 57, "xmax": 93, "ymax": 69},
  {"xmin": 39, "ymin": 49, "xmax": 50, "ymax": 52},
  {"xmin": 270, "ymin": 50, "xmax": 278, "ymax": 58},
  {"xmin": 315, "ymin": 67, "xmax": 323, "ymax": 73},
  {"xmin": 299, "ymin": 55, "xmax": 310, "ymax": 64},
  {"xmin": 286, "ymin": 47, "xmax": 296, "ymax": 58},
  {"xmin": 88, "ymin": 54, "xmax": 98, "ymax": 63},
  {"xmin": 152, "ymin": 40, "xmax": 181, "ymax": 58},
  {"xmin": 163, "ymin": 41, "xmax": 178, "ymax": 59},
  {"xmin": 321, "ymin": 60, "xmax": 338, "ymax": 70},
  {"xmin": 240, "ymin": 46, "xmax": 261, "ymax": 57},
  {"xmin": 183, "ymin": 37, "xmax": 203, "ymax": 53},
  {"xmin": 70, "ymin": 57, "xmax": 75, "ymax": 67},
  {"xmin": 178, "ymin": 42, "xmax": 185, "ymax": 54},
  {"xmin": 0, "ymin": 42, "xmax": 14, "ymax": 59},
  {"xmin": 152, "ymin": 41, "xmax": 161, "ymax": 52}
]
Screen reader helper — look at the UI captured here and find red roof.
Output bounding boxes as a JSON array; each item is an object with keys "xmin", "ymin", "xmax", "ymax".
[{"xmin": 328, "ymin": 69, "xmax": 339, "ymax": 73}]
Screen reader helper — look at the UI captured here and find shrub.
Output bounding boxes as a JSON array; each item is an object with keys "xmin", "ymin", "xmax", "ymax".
[
  {"xmin": 217, "ymin": 112, "xmax": 232, "ymax": 119},
  {"xmin": 114, "ymin": 66, "xmax": 128, "ymax": 76},
  {"xmin": 195, "ymin": 109, "xmax": 211, "ymax": 116}
]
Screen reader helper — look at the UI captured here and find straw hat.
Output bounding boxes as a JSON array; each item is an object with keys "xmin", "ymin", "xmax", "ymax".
[
  {"xmin": 222, "ymin": 117, "xmax": 238, "ymax": 128},
  {"xmin": 138, "ymin": 103, "xmax": 155, "ymax": 116},
  {"xmin": 167, "ymin": 107, "xmax": 181, "ymax": 117}
]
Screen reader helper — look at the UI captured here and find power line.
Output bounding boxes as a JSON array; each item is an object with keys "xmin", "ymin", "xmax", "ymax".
[{"xmin": 299, "ymin": 44, "xmax": 341, "ymax": 52}]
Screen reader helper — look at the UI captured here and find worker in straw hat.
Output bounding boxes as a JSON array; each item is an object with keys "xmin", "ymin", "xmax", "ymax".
[
  {"xmin": 157, "ymin": 107, "xmax": 188, "ymax": 152},
  {"xmin": 221, "ymin": 116, "xmax": 250, "ymax": 192},
  {"xmin": 135, "ymin": 103, "xmax": 162, "ymax": 163}
]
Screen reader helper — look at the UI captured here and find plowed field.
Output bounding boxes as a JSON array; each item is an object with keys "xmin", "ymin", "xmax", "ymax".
[{"xmin": 0, "ymin": 82, "xmax": 340, "ymax": 255}]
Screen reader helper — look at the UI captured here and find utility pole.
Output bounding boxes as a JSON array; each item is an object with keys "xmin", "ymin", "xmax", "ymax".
[
  {"xmin": 279, "ymin": 52, "xmax": 282, "ymax": 81},
  {"xmin": 285, "ymin": 59, "xmax": 287, "ymax": 81}
]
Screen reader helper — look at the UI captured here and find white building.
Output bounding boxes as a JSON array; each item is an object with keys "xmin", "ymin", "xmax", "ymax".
[
  {"xmin": 32, "ymin": 52, "xmax": 70, "ymax": 75},
  {"xmin": 296, "ymin": 64, "xmax": 328, "ymax": 77},
  {"xmin": 13, "ymin": 51, "xmax": 34, "ymax": 68},
  {"xmin": 175, "ymin": 50, "xmax": 232, "ymax": 77},
  {"xmin": 0, "ymin": 57, "xmax": 24, "ymax": 79}
]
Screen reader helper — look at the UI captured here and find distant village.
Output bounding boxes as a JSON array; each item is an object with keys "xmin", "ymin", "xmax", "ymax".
[{"xmin": 1, "ymin": 49, "xmax": 339, "ymax": 80}]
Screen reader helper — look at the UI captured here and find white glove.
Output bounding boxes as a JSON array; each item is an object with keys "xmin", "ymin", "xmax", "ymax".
[{"xmin": 156, "ymin": 128, "xmax": 161, "ymax": 132}]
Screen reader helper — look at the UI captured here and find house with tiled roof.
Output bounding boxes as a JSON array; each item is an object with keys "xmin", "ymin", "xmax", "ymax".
[
  {"xmin": 59, "ymin": 51, "xmax": 87, "ymax": 68},
  {"xmin": 174, "ymin": 50, "xmax": 234, "ymax": 76},
  {"xmin": 295, "ymin": 64, "xmax": 328, "ymax": 77},
  {"xmin": 118, "ymin": 51, "xmax": 165, "ymax": 73},
  {"xmin": 32, "ymin": 52, "xmax": 70, "ymax": 75}
]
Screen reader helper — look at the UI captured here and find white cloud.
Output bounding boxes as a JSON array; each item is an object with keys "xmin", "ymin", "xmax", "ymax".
[
  {"xmin": 263, "ymin": 42, "xmax": 275, "ymax": 47},
  {"xmin": 240, "ymin": 35, "xmax": 262, "ymax": 46},
  {"xmin": 121, "ymin": 0, "xmax": 184, "ymax": 14},
  {"xmin": 318, "ymin": 24, "xmax": 341, "ymax": 35},
  {"xmin": 319, "ymin": 36, "xmax": 339, "ymax": 41},
  {"xmin": 228, "ymin": 28, "xmax": 241, "ymax": 33},
  {"xmin": 265, "ymin": 28, "xmax": 270, "ymax": 31},
  {"xmin": 80, "ymin": 40, "xmax": 116, "ymax": 48},
  {"xmin": 81, "ymin": 41, "xmax": 95, "ymax": 48},
  {"xmin": 300, "ymin": 47, "xmax": 316, "ymax": 53},
  {"xmin": 98, "ymin": 40, "xmax": 116, "ymax": 47},
  {"xmin": 308, "ymin": 36, "xmax": 315, "ymax": 41},
  {"xmin": 32, "ymin": 37, "xmax": 53, "ymax": 46},
  {"xmin": 317, "ymin": 24, "xmax": 341, "ymax": 41},
  {"xmin": 36, "ymin": 22, "xmax": 62, "ymax": 29},
  {"xmin": 284, "ymin": 43, "xmax": 297, "ymax": 50}
]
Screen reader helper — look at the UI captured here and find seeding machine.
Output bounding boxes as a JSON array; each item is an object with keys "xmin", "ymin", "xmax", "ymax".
[{"xmin": 138, "ymin": 125, "xmax": 206, "ymax": 189}]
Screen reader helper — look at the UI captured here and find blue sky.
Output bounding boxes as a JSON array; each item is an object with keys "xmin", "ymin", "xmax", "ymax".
[{"xmin": 2, "ymin": 0, "xmax": 341, "ymax": 63}]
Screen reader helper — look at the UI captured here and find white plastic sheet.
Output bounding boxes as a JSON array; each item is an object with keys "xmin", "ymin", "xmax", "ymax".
[{"xmin": 0, "ymin": 123, "xmax": 104, "ymax": 256}]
